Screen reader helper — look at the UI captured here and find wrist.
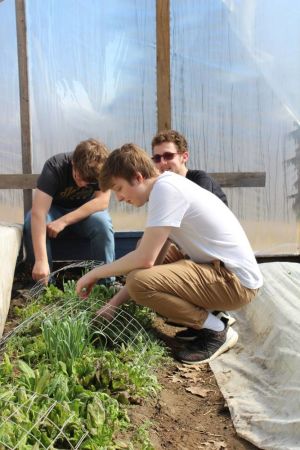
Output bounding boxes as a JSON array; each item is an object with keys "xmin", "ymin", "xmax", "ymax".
[{"xmin": 35, "ymin": 257, "xmax": 48, "ymax": 264}]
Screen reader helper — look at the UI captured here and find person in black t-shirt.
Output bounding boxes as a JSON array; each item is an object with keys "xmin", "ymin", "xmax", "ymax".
[
  {"xmin": 24, "ymin": 139, "xmax": 115, "ymax": 284},
  {"xmin": 151, "ymin": 129, "xmax": 228, "ymax": 205}
]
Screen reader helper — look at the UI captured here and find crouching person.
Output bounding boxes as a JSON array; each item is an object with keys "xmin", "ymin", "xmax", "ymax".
[
  {"xmin": 76, "ymin": 144, "xmax": 263, "ymax": 364},
  {"xmin": 24, "ymin": 139, "xmax": 115, "ymax": 284}
]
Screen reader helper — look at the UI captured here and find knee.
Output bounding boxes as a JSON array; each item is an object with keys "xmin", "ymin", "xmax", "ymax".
[{"xmin": 84, "ymin": 213, "xmax": 114, "ymax": 238}]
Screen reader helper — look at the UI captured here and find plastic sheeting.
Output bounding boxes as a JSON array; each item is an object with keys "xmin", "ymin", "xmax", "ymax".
[
  {"xmin": 0, "ymin": 0, "xmax": 22, "ymax": 218},
  {"xmin": 26, "ymin": 0, "xmax": 157, "ymax": 231},
  {"xmin": 210, "ymin": 262, "xmax": 300, "ymax": 450},
  {"xmin": 0, "ymin": 0, "xmax": 299, "ymax": 253},
  {"xmin": 171, "ymin": 0, "xmax": 300, "ymax": 254}
]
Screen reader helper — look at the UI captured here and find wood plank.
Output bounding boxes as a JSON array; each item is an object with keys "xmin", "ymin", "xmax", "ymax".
[
  {"xmin": 15, "ymin": 0, "xmax": 33, "ymax": 213},
  {"xmin": 0, "ymin": 172, "xmax": 266, "ymax": 189},
  {"xmin": 208, "ymin": 172, "xmax": 266, "ymax": 188},
  {"xmin": 0, "ymin": 174, "xmax": 39, "ymax": 189},
  {"xmin": 156, "ymin": 0, "xmax": 171, "ymax": 131}
]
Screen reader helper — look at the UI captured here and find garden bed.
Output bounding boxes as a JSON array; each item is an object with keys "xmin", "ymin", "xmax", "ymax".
[{"xmin": 1, "ymin": 265, "xmax": 258, "ymax": 450}]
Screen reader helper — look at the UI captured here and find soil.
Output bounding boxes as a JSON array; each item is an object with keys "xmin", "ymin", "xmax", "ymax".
[
  {"xmin": 3, "ymin": 266, "xmax": 258, "ymax": 450},
  {"xmin": 127, "ymin": 317, "xmax": 258, "ymax": 450}
]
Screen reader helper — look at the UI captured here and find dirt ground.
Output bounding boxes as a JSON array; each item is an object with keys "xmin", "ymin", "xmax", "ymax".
[
  {"xmin": 4, "ymin": 268, "xmax": 258, "ymax": 450},
  {"xmin": 128, "ymin": 317, "xmax": 258, "ymax": 450}
]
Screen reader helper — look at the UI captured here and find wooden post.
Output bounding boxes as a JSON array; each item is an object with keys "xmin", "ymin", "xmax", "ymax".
[
  {"xmin": 156, "ymin": 0, "xmax": 171, "ymax": 131},
  {"xmin": 15, "ymin": 0, "xmax": 32, "ymax": 215}
]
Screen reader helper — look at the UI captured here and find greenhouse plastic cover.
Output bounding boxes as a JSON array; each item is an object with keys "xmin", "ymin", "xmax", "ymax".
[
  {"xmin": 210, "ymin": 262, "xmax": 300, "ymax": 450},
  {"xmin": 0, "ymin": 0, "xmax": 300, "ymax": 254}
]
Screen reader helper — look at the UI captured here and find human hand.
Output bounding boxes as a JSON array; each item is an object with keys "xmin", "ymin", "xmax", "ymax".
[
  {"xmin": 96, "ymin": 302, "xmax": 118, "ymax": 321},
  {"xmin": 76, "ymin": 271, "xmax": 98, "ymax": 299},
  {"xmin": 47, "ymin": 218, "xmax": 67, "ymax": 238},
  {"xmin": 32, "ymin": 260, "xmax": 50, "ymax": 284}
]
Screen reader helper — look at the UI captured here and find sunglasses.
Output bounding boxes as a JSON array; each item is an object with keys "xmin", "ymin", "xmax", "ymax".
[{"xmin": 151, "ymin": 152, "xmax": 179, "ymax": 163}]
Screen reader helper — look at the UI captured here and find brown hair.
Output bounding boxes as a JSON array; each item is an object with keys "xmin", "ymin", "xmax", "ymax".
[
  {"xmin": 151, "ymin": 129, "xmax": 188, "ymax": 154},
  {"xmin": 72, "ymin": 138, "xmax": 109, "ymax": 182},
  {"xmin": 99, "ymin": 143, "xmax": 158, "ymax": 191}
]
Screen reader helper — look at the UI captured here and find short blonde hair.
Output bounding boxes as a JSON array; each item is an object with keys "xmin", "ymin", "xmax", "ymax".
[{"xmin": 100, "ymin": 143, "xmax": 158, "ymax": 191}]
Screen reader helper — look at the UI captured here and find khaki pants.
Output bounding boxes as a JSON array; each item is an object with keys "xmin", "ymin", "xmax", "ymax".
[{"xmin": 126, "ymin": 255, "xmax": 257, "ymax": 329}]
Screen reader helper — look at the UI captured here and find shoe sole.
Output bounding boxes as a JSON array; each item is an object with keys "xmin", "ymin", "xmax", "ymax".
[{"xmin": 180, "ymin": 327, "xmax": 239, "ymax": 365}]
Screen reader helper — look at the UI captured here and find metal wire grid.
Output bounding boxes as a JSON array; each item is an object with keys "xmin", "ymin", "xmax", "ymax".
[
  {"xmin": 0, "ymin": 262, "xmax": 156, "ymax": 449},
  {"xmin": 1, "ymin": 260, "xmax": 152, "ymax": 355},
  {"xmin": 0, "ymin": 387, "xmax": 89, "ymax": 449}
]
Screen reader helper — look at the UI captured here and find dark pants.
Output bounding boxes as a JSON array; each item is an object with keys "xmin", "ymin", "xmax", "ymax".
[{"xmin": 23, "ymin": 205, "xmax": 115, "ymax": 269}]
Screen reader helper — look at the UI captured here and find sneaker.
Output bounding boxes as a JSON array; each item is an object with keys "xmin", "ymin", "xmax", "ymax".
[
  {"xmin": 175, "ymin": 324, "xmax": 238, "ymax": 364},
  {"xmin": 213, "ymin": 310, "xmax": 236, "ymax": 326},
  {"xmin": 175, "ymin": 328, "xmax": 203, "ymax": 341},
  {"xmin": 175, "ymin": 316, "xmax": 231, "ymax": 342}
]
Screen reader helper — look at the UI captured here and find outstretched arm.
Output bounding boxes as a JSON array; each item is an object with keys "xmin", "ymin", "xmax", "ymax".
[
  {"xmin": 76, "ymin": 226, "xmax": 171, "ymax": 298},
  {"xmin": 94, "ymin": 236, "xmax": 172, "ymax": 321}
]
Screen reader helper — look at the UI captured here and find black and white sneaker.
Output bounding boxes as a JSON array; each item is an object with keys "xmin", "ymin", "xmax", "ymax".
[
  {"xmin": 175, "ymin": 316, "xmax": 232, "ymax": 342},
  {"xmin": 175, "ymin": 327, "xmax": 203, "ymax": 342},
  {"xmin": 176, "ymin": 324, "xmax": 238, "ymax": 365},
  {"xmin": 213, "ymin": 310, "xmax": 236, "ymax": 326}
]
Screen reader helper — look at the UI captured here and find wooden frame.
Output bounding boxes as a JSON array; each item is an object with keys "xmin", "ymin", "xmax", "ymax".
[
  {"xmin": 15, "ymin": 0, "xmax": 32, "ymax": 215},
  {"xmin": 0, "ymin": 172, "xmax": 266, "ymax": 189},
  {"xmin": 0, "ymin": 1, "xmax": 266, "ymax": 214},
  {"xmin": 156, "ymin": 0, "xmax": 171, "ymax": 131}
]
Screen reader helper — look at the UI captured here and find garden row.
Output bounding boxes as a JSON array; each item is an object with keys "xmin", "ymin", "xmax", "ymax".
[{"xmin": 0, "ymin": 279, "xmax": 165, "ymax": 449}]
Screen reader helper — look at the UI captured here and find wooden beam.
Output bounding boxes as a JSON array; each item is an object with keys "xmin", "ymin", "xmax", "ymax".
[
  {"xmin": 15, "ymin": 0, "xmax": 33, "ymax": 214},
  {"xmin": 208, "ymin": 171, "xmax": 266, "ymax": 188},
  {"xmin": 0, "ymin": 174, "xmax": 39, "ymax": 189},
  {"xmin": 156, "ymin": 0, "xmax": 171, "ymax": 131},
  {"xmin": 0, "ymin": 172, "xmax": 266, "ymax": 189}
]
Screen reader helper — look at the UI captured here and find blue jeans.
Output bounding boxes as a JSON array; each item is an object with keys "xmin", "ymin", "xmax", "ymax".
[{"xmin": 23, "ymin": 205, "xmax": 115, "ymax": 269}]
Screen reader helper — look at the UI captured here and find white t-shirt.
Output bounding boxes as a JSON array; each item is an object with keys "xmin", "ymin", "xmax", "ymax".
[{"xmin": 146, "ymin": 172, "xmax": 263, "ymax": 289}]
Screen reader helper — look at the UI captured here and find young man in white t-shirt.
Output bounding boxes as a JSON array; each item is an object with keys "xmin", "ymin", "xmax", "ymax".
[
  {"xmin": 151, "ymin": 129, "xmax": 235, "ymax": 326},
  {"xmin": 76, "ymin": 144, "xmax": 263, "ymax": 364}
]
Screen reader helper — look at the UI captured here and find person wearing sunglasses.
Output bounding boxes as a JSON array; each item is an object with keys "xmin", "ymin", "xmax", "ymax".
[
  {"xmin": 24, "ymin": 139, "xmax": 115, "ymax": 284},
  {"xmin": 76, "ymin": 144, "xmax": 263, "ymax": 365},
  {"xmin": 151, "ymin": 129, "xmax": 228, "ymax": 205}
]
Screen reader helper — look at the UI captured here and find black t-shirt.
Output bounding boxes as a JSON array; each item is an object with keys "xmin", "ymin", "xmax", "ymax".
[
  {"xmin": 186, "ymin": 169, "xmax": 228, "ymax": 205},
  {"xmin": 37, "ymin": 152, "xmax": 99, "ymax": 209}
]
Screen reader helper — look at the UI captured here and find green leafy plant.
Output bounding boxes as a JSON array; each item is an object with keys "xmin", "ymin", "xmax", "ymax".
[
  {"xmin": 41, "ymin": 313, "xmax": 90, "ymax": 374},
  {"xmin": 0, "ymin": 277, "xmax": 166, "ymax": 449}
]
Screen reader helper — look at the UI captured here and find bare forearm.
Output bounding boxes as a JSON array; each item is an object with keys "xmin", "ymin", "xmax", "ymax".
[
  {"xmin": 76, "ymin": 227, "xmax": 171, "ymax": 299},
  {"xmin": 31, "ymin": 212, "xmax": 48, "ymax": 261},
  {"xmin": 76, "ymin": 250, "xmax": 151, "ymax": 298},
  {"xmin": 61, "ymin": 198, "xmax": 108, "ymax": 226},
  {"xmin": 108, "ymin": 286, "xmax": 130, "ymax": 307},
  {"xmin": 89, "ymin": 250, "xmax": 151, "ymax": 281}
]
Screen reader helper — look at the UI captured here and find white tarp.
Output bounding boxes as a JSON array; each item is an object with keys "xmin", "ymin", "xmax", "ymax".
[
  {"xmin": 210, "ymin": 262, "xmax": 300, "ymax": 450},
  {"xmin": 0, "ymin": 223, "xmax": 22, "ymax": 338}
]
